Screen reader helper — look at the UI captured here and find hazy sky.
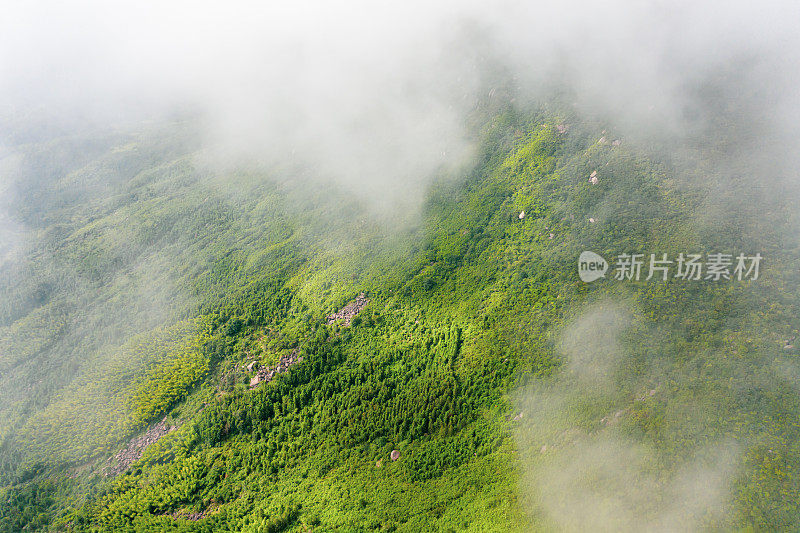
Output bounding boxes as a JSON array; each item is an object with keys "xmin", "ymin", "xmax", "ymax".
[
  {"xmin": 3, "ymin": 1, "xmax": 799, "ymax": 190},
  {"xmin": 1, "ymin": 0, "xmax": 799, "ymax": 250}
]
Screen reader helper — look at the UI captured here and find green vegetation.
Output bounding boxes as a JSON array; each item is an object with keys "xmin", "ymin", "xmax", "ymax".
[
  {"xmin": 1, "ymin": 102, "xmax": 799, "ymax": 531},
  {"xmin": 15, "ymin": 318, "xmax": 211, "ymax": 466}
]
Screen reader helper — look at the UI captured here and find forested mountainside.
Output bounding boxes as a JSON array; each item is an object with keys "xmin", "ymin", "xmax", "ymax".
[{"xmin": 1, "ymin": 102, "xmax": 800, "ymax": 532}]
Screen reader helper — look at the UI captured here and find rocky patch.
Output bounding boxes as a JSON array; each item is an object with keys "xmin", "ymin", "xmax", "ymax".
[
  {"xmin": 326, "ymin": 293, "xmax": 369, "ymax": 327},
  {"xmin": 248, "ymin": 348, "xmax": 303, "ymax": 389},
  {"xmin": 105, "ymin": 416, "xmax": 176, "ymax": 476}
]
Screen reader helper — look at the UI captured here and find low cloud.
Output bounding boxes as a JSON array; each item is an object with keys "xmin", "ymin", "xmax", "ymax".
[
  {"xmin": 3, "ymin": 1, "xmax": 799, "ymax": 208},
  {"xmin": 514, "ymin": 301, "xmax": 739, "ymax": 531}
]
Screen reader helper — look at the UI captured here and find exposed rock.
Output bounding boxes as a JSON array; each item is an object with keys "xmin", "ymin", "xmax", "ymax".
[
  {"xmin": 249, "ymin": 348, "xmax": 303, "ymax": 389},
  {"xmin": 170, "ymin": 510, "xmax": 207, "ymax": 521},
  {"xmin": 105, "ymin": 416, "xmax": 176, "ymax": 476},
  {"xmin": 556, "ymin": 124, "xmax": 568, "ymax": 134},
  {"xmin": 326, "ymin": 293, "xmax": 370, "ymax": 327},
  {"xmin": 161, "ymin": 507, "xmax": 211, "ymax": 522}
]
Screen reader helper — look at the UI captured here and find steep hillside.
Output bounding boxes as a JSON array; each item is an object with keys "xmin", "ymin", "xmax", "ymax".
[{"xmin": 1, "ymin": 104, "xmax": 799, "ymax": 531}]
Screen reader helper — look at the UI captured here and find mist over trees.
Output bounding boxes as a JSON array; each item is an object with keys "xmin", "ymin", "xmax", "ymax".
[{"xmin": 1, "ymin": 1, "xmax": 800, "ymax": 531}]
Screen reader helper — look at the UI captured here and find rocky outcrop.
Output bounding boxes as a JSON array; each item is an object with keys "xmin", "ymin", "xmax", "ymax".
[
  {"xmin": 159, "ymin": 506, "xmax": 212, "ymax": 521},
  {"xmin": 245, "ymin": 293, "xmax": 369, "ymax": 391},
  {"xmin": 326, "ymin": 293, "xmax": 369, "ymax": 326},
  {"xmin": 168, "ymin": 509, "xmax": 207, "ymax": 521},
  {"xmin": 105, "ymin": 416, "xmax": 176, "ymax": 476},
  {"xmin": 249, "ymin": 349, "xmax": 303, "ymax": 389}
]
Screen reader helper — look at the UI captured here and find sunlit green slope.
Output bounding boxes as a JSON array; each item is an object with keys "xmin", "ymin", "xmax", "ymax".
[{"xmin": 1, "ymin": 104, "xmax": 799, "ymax": 531}]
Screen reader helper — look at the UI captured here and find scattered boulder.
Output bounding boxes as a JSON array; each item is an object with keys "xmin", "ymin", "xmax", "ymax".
[
  {"xmin": 390, "ymin": 449, "xmax": 400, "ymax": 461},
  {"xmin": 162, "ymin": 507, "xmax": 210, "ymax": 522},
  {"xmin": 326, "ymin": 293, "xmax": 370, "ymax": 327},
  {"xmin": 518, "ymin": 211, "xmax": 525, "ymax": 219},
  {"xmin": 184, "ymin": 510, "xmax": 206, "ymax": 521},
  {"xmin": 249, "ymin": 349, "xmax": 303, "ymax": 389},
  {"xmin": 105, "ymin": 416, "xmax": 177, "ymax": 476}
]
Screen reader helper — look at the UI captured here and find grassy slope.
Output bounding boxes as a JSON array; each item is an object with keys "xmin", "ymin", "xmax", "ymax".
[{"xmin": 1, "ymin": 105, "xmax": 799, "ymax": 531}]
